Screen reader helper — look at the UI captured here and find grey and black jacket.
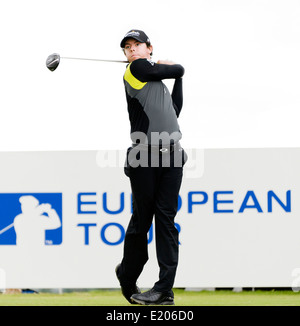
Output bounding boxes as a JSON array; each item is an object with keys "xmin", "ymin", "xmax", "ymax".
[{"xmin": 123, "ymin": 58, "xmax": 185, "ymax": 146}]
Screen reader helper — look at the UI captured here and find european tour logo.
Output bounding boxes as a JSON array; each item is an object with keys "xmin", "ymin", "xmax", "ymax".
[{"xmin": 0, "ymin": 193, "xmax": 62, "ymax": 246}]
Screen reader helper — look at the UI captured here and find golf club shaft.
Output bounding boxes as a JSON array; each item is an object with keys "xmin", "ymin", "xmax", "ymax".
[{"xmin": 61, "ymin": 56, "xmax": 128, "ymax": 63}]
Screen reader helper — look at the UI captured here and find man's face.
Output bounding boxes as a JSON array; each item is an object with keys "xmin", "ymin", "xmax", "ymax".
[{"xmin": 123, "ymin": 38, "xmax": 153, "ymax": 63}]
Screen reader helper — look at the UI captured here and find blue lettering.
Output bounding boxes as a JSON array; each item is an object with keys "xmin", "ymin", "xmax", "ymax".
[
  {"xmin": 188, "ymin": 191, "xmax": 208, "ymax": 213},
  {"xmin": 268, "ymin": 190, "xmax": 291, "ymax": 212},
  {"xmin": 77, "ymin": 223, "xmax": 97, "ymax": 245},
  {"xmin": 77, "ymin": 192, "xmax": 97, "ymax": 214},
  {"xmin": 214, "ymin": 191, "xmax": 233, "ymax": 213},
  {"xmin": 103, "ymin": 192, "xmax": 125, "ymax": 215},
  {"xmin": 100, "ymin": 223, "xmax": 125, "ymax": 245},
  {"xmin": 76, "ymin": 190, "xmax": 292, "ymax": 220},
  {"xmin": 239, "ymin": 191, "xmax": 263, "ymax": 213}
]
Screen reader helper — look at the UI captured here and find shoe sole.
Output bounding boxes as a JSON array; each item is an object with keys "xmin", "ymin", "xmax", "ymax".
[{"xmin": 131, "ymin": 298, "xmax": 175, "ymax": 306}]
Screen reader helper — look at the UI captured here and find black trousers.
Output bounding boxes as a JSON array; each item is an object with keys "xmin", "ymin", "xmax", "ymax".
[{"xmin": 119, "ymin": 147, "xmax": 186, "ymax": 293}]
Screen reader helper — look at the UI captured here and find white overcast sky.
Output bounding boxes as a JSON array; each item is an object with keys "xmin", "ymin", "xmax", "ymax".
[{"xmin": 0, "ymin": 0, "xmax": 299, "ymax": 151}]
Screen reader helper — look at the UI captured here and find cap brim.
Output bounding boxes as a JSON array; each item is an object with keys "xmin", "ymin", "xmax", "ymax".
[{"xmin": 120, "ymin": 36, "xmax": 145, "ymax": 48}]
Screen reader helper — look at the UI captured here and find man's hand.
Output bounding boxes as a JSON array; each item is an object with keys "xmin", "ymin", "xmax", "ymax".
[{"xmin": 157, "ymin": 60, "xmax": 176, "ymax": 65}]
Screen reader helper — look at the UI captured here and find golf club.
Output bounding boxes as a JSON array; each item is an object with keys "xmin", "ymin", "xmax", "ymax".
[{"xmin": 46, "ymin": 53, "xmax": 128, "ymax": 71}]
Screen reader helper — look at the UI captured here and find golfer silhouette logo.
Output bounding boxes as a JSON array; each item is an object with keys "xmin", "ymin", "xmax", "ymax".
[{"xmin": 13, "ymin": 195, "xmax": 61, "ymax": 247}]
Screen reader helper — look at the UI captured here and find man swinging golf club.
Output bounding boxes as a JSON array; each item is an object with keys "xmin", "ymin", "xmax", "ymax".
[{"xmin": 115, "ymin": 29, "xmax": 187, "ymax": 305}]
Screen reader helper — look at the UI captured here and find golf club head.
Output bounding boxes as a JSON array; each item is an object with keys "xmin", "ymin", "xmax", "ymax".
[{"xmin": 46, "ymin": 53, "xmax": 60, "ymax": 71}]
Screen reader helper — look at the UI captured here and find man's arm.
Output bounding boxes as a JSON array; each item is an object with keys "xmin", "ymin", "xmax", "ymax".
[
  {"xmin": 39, "ymin": 204, "xmax": 61, "ymax": 230},
  {"xmin": 157, "ymin": 60, "xmax": 184, "ymax": 117},
  {"xmin": 171, "ymin": 78, "xmax": 183, "ymax": 117},
  {"xmin": 130, "ymin": 58, "xmax": 185, "ymax": 82}
]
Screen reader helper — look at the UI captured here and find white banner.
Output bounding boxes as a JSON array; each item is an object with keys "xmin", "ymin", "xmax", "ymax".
[{"xmin": 0, "ymin": 148, "xmax": 299, "ymax": 289}]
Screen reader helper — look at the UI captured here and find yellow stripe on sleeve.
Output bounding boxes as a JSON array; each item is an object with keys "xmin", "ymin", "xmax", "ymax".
[{"xmin": 124, "ymin": 63, "xmax": 147, "ymax": 90}]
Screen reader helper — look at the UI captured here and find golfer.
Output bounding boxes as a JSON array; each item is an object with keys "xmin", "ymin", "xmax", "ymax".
[{"xmin": 115, "ymin": 29, "xmax": 187, "ymax": 305}]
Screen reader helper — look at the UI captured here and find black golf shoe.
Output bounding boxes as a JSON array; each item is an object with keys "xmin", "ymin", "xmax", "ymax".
[
  {"xmin": 131, "ymin": 288, "xmax": 175, "ymax": 305},
  {"xmin": 115, "ymin": 264, "xmax": 141, "ymax": 304}
]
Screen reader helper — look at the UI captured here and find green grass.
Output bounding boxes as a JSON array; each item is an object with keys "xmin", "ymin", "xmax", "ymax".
[{"xmin": 1, "ymin": 289, "xmax": 300, "ymax": 306}]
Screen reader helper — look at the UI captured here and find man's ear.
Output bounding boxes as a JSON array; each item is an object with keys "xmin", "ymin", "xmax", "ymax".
[{"xmin": 148, "ymin": 45, "xmax": 153, "ymax": 56}]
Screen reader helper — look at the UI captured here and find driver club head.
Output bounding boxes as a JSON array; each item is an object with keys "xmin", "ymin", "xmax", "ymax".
[{"xmin": 46, "ymin": 53, "xmax": 60, "ymax": 71}]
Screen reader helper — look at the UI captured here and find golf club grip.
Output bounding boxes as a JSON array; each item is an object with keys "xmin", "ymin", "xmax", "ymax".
[{"xmin": 61, "ymin": 56, "xmax": 128, "ymax": 63}]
